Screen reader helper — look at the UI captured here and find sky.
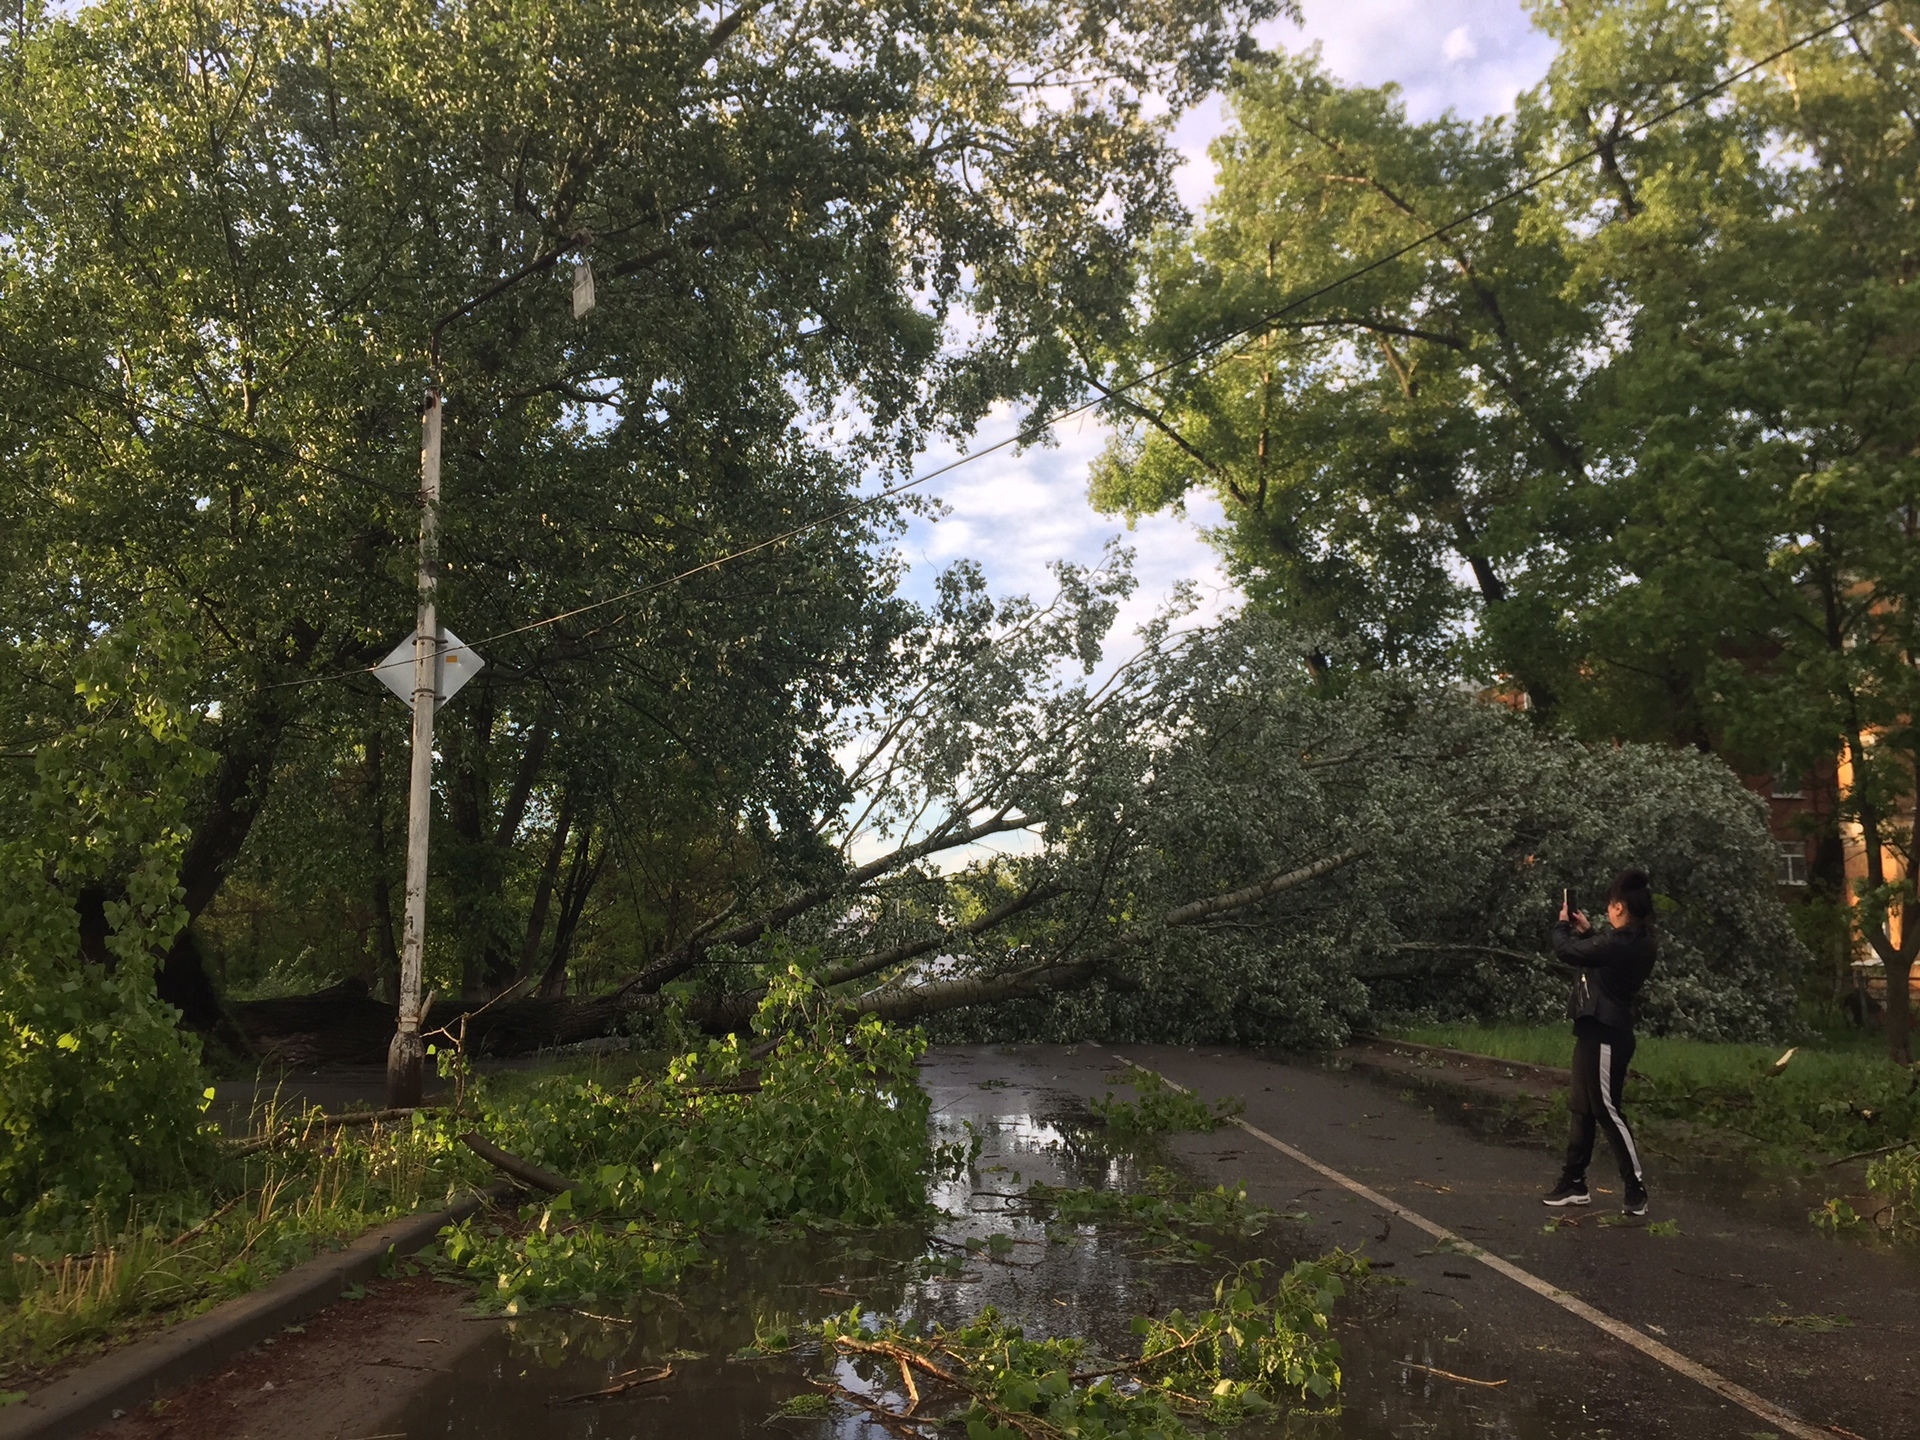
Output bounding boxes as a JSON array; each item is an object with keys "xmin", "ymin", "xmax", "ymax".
[{"xmin": 889, "ymin": 0, "xmax": 1559, "ymax": 655}]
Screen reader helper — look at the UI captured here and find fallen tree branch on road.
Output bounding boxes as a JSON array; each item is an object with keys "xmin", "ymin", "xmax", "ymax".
[
  {"xmin": 556, "ymin": 1363, "xmax": 674, "ymax": 1404},
  {"xmin": 459, "ymin": 1132, "xmax": 579, "ymax": 1195},
  {"xmin": 1401, "ymin": 1361, "xmax": 1508, "ymax": 1388},
  {"xmin": 851, "ymin": 955, "xmax": 1110, "ymax": 1023},
  {"xmin": 816, "ymin": 881, "xmax": 1066, "ymax": 989},
  {"xmin": 1163, "ymin": 851, "xmax": 1361, "ymax": 928}
]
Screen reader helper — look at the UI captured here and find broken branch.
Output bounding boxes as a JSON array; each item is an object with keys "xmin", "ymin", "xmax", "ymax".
[
  {"xmin": 555, "ymin": 1363, "xmax": 673, "ymax": 1404},
  {"xmin": 1401, "ymin": 1360, "xmax": 1507, "ymax": 1388},
  {"xmin": 459, "ymin": 1132, "xmax": 579, "ymax": 1195},
  {"xmin": 1163, "ymin": 851, "xmax": 1361, "ymax": 928}
]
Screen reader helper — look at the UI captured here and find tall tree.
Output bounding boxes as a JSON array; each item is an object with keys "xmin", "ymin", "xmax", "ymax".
[
  {"xmin": 1529, "ymin": 0, "xmax": 1920, "ymax": 1060},
  {"xmin": 1084, "ymin": 50, "xmax": 1589, "ymax": 695}
]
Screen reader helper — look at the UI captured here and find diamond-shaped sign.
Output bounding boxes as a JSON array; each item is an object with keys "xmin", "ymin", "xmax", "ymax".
[{"xmin": 375, "ymin": 627, "xmax": 485, "ymax": 711}]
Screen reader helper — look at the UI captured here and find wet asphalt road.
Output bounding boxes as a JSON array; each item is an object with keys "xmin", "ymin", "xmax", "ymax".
[
  {"xmin": 1001, "ymin": 1041, "xmax": 1919, "ymax": 1440},
  {"xmin": 90, "ymin": 1042, "xmax": 1919, "ymax": 1440}
]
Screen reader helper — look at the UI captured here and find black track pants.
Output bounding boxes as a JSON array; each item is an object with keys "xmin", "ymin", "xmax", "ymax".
[{"xmin": 1561, "ymin": 1031, "xmax": 1644, "ymax": 1189}]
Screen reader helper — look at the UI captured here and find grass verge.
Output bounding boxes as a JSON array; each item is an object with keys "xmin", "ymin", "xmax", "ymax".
[
  {"xmin": 3, "ymin": 1070, "xmax": 521, "ymax": 1393},
  {"xmin": 1386, "ymin": 1021, "xmax": 1920, "ymax": 1235}
]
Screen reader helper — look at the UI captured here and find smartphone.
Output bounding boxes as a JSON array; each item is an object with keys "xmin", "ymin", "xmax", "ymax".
[{"xmin": 1563, "ymin": 888, "xmax": 1578, "ymax": 920}]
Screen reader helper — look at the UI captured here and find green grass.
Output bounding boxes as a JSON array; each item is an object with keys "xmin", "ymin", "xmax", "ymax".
[
  {"xmin": 0, "ymin": 1089, "xmax": 488, "ymax": 1390},
  {"xmin": 0, "ymin": 1052, "xmax": 660, "ymax": 1387},
  {"xmin": 1393, "ymin": 1022, "xmax": 1875, "ymax": 1079},
  {"xmin": 1385, "ymin": 1022, "xmax": 1918, "ymax": 1163}
]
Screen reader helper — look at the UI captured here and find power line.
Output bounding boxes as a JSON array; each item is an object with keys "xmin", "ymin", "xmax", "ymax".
[
  {"xmin": 115, "ymin": 0, "xmax": 1907, "ymax": 692},
  {"xmin": 1173, "ymin": 0, "xmax": 1890, "ymax": 366}
]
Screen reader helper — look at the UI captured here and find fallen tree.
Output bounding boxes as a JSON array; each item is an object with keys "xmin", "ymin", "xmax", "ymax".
[{"xmin": 236, "ymin": 572, "xmax": 1808, "ymax": 1060}]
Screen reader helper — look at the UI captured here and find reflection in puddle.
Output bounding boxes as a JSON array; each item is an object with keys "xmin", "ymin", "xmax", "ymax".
[{"xmin": 394, "ymin": 1056, "xmax": 1598, "ymax": 1438}]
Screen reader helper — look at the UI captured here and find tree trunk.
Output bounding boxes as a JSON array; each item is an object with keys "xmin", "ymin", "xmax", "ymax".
[
  {"xmin": 1843, "ymin": 725, "xmax": 1915, "ymax": 1064},
  {"xmin": 443, "ymin": 698, "xmax": 500, "ymax": 998},
  {"xmin": 150, "ymin": 686, "xmax": 304, "ymax": 1043},
  {"xmin": 1891, "ymin": 740, "xmax": 1920, "ymax": 1066},
  {"xmin": 174, "ymin": 695, "xmax": 299, "ymax": 922},
  {"xmin": 229, "ymin": 981, "xmax": 649, "ymax": 1064},
  {"xmin": 517, "ymin": 790, "xmax": 574, "ymax": 982},
  {"xmin": 541, "ymin": 812, "xmax": 602, "ymax": 997},
  {"xmin": 445, "ymin": 691, "xmax": 560, "ymax": 997},
  {"xmin": 157, "ymin": 928, "xmax": 249, "ymax": 1053},
  {"xmin": 1886, "ymin": 954, "xmax": 1914, "ymax": 1066},
  {"xmin": 226, "ymin": 845, "xmax": 1364, "ymax": 1059}
]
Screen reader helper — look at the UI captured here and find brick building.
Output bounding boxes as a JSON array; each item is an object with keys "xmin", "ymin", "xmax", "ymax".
[{"xmin": 1758, "ymin": 757, "xmax": 1915, "ymax": 1011}]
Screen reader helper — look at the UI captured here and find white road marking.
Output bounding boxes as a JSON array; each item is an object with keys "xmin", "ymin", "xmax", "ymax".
[{"xmin": 1118, "ymin": 1055, "xmax": 1836, "ymax": 1440}]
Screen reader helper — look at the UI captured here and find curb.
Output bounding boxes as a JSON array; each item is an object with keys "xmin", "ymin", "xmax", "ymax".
[
  {"xmin": 1345, "ymin": 1035, "xmax": 1570, "ymax": 1089},
  {"xmin": 0, "ymin": 1189, "xmax": 494, "ymax": 1440}
]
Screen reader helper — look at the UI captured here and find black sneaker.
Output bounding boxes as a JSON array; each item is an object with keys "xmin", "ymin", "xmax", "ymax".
[
  {"xmin": 1623, "ymin": 1185, "xmax": 1649, "ymax": 1217},
  {"xmin": 1542, "ymin": 1179, "xmax": 1590, "ymax": 1207}
]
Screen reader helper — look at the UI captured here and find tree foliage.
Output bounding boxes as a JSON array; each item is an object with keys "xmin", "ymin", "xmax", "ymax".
[
  {"xmin": 642, "ymin": 591, "xmax": 1803, "ymax": 1049},
  {"xmin": 0, "ymin": 614, "xmax": 212, "ymax": 1221}
]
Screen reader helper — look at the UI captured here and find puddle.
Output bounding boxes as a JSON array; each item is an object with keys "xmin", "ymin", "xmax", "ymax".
[{"xmin": 391, "ymin": 1056, "xmax": 1632, "ymax": 1438}]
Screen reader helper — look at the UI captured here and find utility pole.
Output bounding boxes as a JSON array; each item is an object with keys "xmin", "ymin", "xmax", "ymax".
[
  {"xmin": 381, "ymin": 242, "xmax": 590, "ymax": 1108},
  {"xmin": 387, "ymin": 387, "xmax": 443, "ymax": 1107}
]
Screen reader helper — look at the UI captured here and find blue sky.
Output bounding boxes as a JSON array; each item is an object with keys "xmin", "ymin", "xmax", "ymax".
[{"xmin": 891, "ymin": 0, "xmax": 1558, "ymax": 651}]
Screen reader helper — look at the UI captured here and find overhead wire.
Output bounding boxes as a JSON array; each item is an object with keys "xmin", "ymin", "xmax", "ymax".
[
  {"xmin": 17, "ymin": 0, "xmax": 1886, "ymax": 694},
  {"xmin": 305, "ymin": 0, "xmax": 1886, "ymax": 692}
]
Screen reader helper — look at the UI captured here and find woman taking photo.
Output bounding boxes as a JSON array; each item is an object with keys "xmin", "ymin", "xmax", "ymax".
[{"xmin": 1542, "ymin": 869, "xmax": 1656, "ymax": 1216}]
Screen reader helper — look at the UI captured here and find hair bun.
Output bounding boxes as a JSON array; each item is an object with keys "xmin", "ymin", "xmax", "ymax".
[{"xmin": 1609, "ymin": 867, "xmax": 1656, "ymax": 920}]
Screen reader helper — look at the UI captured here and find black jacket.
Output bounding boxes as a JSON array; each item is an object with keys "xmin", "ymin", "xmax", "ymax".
[{"xmin": 1552, "ymin": 919, "xmax": 1655, "ymax": 1035}]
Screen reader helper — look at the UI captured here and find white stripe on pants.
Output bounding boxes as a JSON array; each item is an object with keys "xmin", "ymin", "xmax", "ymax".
[{"xmin": 1596, "ymin": 1041, "xmax": 1643, "ymax": 1186}]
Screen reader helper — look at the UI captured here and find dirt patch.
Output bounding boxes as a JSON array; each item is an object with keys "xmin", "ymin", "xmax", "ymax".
[
  {"xmin": 1339, "ymin": 1036, "xmax": 1566, "ymax": 1105},
  {"xmin": 81, "ymin": 1271, "xmax": 499, "ymax": 1440}
]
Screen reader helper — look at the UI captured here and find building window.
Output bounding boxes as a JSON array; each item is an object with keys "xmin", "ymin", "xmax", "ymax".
[
  {"xmin": 1777, "ymin": 840, "xmax": 1808, "ymax": 886},
  {"xmin": 1771, "ymin": 765, "xmax": 1805, "ymax": 800}
]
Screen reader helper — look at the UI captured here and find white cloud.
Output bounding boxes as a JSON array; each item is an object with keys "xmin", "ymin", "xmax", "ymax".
[
  {"xmin": 1285, "ymin": 0, "xmax": 1554, "ymax": 121},
  {"xmin": 1169, "ymin": 0, "xmax": 1554, "ymax": 212},
  {"xmin": 894, "ymin": 407, "xmax": 1236, "ymax": 658},
  {"xmin": 1442, "ymin": 24, "xmax": 1479, "ymax": 63}
]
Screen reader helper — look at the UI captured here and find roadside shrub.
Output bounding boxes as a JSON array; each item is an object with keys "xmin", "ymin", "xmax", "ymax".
[
  {"xmin": 438, "ymin": 976, "xmax": 940, "ymax": 1308},
  {"xmin": 0, "ymin": 620, "xmax": 214, "ymax": 1223}
]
